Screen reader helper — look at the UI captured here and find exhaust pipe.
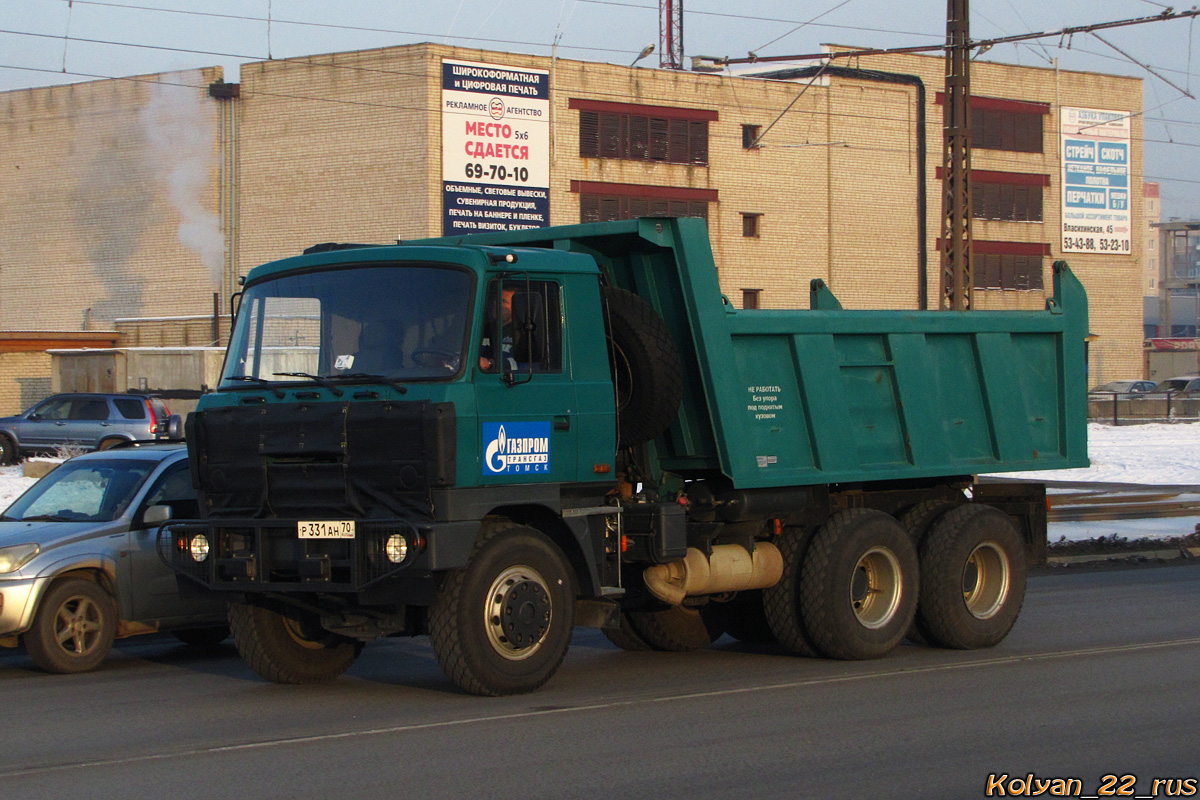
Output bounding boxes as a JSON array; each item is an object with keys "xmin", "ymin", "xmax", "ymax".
[{"xmin": 643, "ymin": 543, "xmax": 783, "ymax": 606}]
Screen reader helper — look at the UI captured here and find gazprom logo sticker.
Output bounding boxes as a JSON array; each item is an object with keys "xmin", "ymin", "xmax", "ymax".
[{"xmin": 483, "ymin": 422, "xmax": 551, "ymax": 475}]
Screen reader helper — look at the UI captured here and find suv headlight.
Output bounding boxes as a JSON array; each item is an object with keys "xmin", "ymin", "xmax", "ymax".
[{"xmin": 0, "ymin": 543, "xmax": 40, "ymax": 574}]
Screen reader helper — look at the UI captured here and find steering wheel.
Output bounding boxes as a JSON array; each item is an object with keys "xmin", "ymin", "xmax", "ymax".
[{"xmin": 411, "ymin": 349, "xmax": 460, "ymax": 369}]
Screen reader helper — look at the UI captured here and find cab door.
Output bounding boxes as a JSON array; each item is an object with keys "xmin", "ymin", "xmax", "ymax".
[{"xmin": 474, "ymin": 277, "xmax": 579, "ymax": 485}]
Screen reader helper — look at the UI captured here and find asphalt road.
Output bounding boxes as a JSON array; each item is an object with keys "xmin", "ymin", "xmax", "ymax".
[{"xmin": 1, "ymin": 563, "xmax": 1197, "ymax": 800}]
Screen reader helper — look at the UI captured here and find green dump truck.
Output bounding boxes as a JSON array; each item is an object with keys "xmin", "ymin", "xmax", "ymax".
[{"xmin": 162, "ymin": 217, "xmax": 1088, "ymax": 695}]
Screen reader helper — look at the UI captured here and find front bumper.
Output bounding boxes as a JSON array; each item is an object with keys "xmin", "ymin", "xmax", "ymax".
[
  {"xmin": 0, "ymin": 576, "xmax": 48, "ymax": 641},
  {"xmin": 160, "ymin": 518, "xmax": 479, "ymax": 594}
]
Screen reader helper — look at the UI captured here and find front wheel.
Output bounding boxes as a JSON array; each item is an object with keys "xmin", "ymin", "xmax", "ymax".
[
  {"xmin": 429, "ymin": 523, "xmax": 576, "ymax": 696},
  {"xmin": 228, "ymin": 602, "xmax": 362, "ymax": 684},
  {"xmin": 25, "ymin": 578, "xmax": 117, "ymax": 674}
]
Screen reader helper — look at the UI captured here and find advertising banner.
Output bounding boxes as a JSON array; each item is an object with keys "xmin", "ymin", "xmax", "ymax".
[
  {"xmin": 1060, "ymin": 106, "xmax": 1132, "ymax": 255},
  {"xmin": 442, "ymin": 59, "xmax": 550, "ymax": 235}
]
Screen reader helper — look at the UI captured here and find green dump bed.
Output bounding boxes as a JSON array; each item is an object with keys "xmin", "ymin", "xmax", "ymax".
[{"xmin": 437, "ymin": 217, "xmax": 1090, "ymax": 489}]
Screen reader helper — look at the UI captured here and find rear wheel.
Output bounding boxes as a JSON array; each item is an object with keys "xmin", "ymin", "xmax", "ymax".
[
  {"xmin": 25, "ymin": 578, "xmax": 117, "ymax": 674},
  {"xmin": 763, "ymin": 525, "xmax": 819, "ymax": 656},
  {"xmin": 601, "ymin": 612, "xmax": 654, "ymax": 651},
  {"xmin": 915, "ymin": 504, "xmax": 1027, "ymax": 649},
  {"xmin": 625, "ymin": 605, "xmax": 722, "ymax": 652},
  {"xmin": 229, "ymin": 602, "xmax": 362, "ymax": 684},
  {"xmin": 897, "ymin": 499, "xmax": 960, "ymax": 644},
  {"xmin": 97, "ymin": 438, "xmax": 124, "ymax": 451},
  {"xmin": 799, "ymin": 510, "xmax": 918, "ymax": 660},
  {"xmin": 0, "ymin": 434, "xmax": 15, "ymax": 465},
  {"xmin": 429, "ymin": 523, "xmax": 576, "ymax": 696},
  {"xmin": 704, "ymin": 590, "xmax": 776, "ymax": 645}
]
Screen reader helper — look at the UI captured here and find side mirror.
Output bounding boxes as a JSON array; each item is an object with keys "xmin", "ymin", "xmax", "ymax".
[
  {"xmin": 168, "ymin": 414, "xmax": 184, "ymax": 440},
  {"xmin": 27, "ymin": 413, "xmax": 41, "ymax": 421},
  {"xmin": 142, "ymin": 504, "xmax": 172, "ymax": 527}
]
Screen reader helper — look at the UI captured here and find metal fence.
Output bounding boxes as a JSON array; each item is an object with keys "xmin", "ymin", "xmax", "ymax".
[{"xmin": 1087, "ymin": 391, "xmax": 1200, "ymax": 424}]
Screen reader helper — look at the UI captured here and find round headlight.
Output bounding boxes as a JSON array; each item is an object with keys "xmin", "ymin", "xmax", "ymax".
[
  {"xmin": 190, "ymin": 534, "xmax": 210, "ymax": 562},
  {"xmin": 385, "ymin": 534, "xmax": 408, "ymax": 563}
]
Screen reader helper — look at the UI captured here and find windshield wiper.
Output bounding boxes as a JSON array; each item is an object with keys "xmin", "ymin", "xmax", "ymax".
[
  {"xmin": 331, "ymin": 373, "xmax": 408, "ymax": 395},
  {"xmin": 225, "ymin": 375, "xmax": 286, "ymax": 398},
  {"xmin": 273, "ymin": 372, "xmax": 345, "ymax": 397},
  {"xmin": 19, "ymin": 514, "xmax": 72, "ymax": 522}
]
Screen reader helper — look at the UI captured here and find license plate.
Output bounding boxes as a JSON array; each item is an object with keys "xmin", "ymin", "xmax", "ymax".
[{"xmin": 297, "ymin": 520, "xmax": 356, "ymax": 539}]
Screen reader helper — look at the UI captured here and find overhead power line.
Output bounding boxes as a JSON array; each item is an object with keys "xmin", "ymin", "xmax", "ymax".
[{"xmin": 714, "ymin": 7, "xmax": 1200, "ymax": 66}]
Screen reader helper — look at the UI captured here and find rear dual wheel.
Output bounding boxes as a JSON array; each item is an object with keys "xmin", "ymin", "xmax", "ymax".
[
  {"xmin": 768, "ymin": 511, "xmax": 918, "ymax": 661},
  {"xmin": 914, "ymin": 504, "xmax": 1026, "ymax": 650}
]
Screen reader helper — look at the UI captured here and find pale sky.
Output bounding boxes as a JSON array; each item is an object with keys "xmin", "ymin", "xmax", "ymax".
[{"xmin": 3, "ymin": 0, "xmax": 1200, "ymax": 217}]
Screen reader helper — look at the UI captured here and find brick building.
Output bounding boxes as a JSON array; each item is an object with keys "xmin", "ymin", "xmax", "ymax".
[{"xmin": 0, "ymin": 43, "xmax": 1146, "ymax": 412}]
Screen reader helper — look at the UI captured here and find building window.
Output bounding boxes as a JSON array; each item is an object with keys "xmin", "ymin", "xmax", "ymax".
[
  {"xmin": 975, "ymin": 182, "xmax": 1043, "ymax": 222},
  {"xmin": 580, "ymin": 194, "xmax": 708, "ymax": 222},
  {"xmin": 1150, "ymin": 239, "xmax": 1157, "ymax": 250},
  {"xmin": 572, "ymin": 99, "xmax": 714, "ymax": 165},
  {"xmin": 934, "ymin": 169, "xmax": 1048, "ymax": 222},
  {"xmin": 742, "ymin": 212, "xmax": 761, "ymax": 237},
  {"xmin": 971, "ymin": 107, "xmax": 1043, "ymax": 153},
  {"xmin": 742, "ymin": 124, "xmax": 761, "ymax": 149},
  {"xmin": 975, "ymin": 254, "xmax": 1044, "ymax": 291},
  {"xmin": 742, "ymin": 289, "xmax": 761, "ymax": 309},
  {"xmin": 936, "ymin": 94, "xmax": 1048, "ymax": 154},
  {"xmin": 572, "ymin": 180, "xmax": 716, "ymax": 224}
]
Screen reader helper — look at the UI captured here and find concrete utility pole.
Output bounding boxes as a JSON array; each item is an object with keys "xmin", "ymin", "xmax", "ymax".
[
  {"xmin": 660, "ymin": 0, "xmax": 684, "ymax": 69},
  {"xmin": 942, "ymin": 0, "xmax": 973, "ymax": 310}
]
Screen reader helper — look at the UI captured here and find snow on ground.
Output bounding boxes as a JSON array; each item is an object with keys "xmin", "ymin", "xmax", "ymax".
[
  {"xmin": 999, "ymin": 422, "xmax": 1200, "ymax": 487},
  {"xmin": 3, "ymin": 423, "xmax": 1200, "ymax": 541}
]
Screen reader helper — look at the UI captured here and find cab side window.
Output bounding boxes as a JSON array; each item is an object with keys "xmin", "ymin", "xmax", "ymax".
[{"xmin": 480, "ymin": 279, "xmax": 563, "ymax": 374}]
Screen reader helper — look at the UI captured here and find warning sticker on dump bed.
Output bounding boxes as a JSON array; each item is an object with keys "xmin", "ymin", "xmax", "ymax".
[{"xmin": 747, "ymin": 385, "xmax": 784, "ymax": 420}]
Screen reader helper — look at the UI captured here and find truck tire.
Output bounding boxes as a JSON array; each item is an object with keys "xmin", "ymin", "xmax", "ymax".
[
  {"xmin": 0, "ymin": 433, "xmax": 15, "ymax": 465},
  {"xmin": 625, "ymin": 605, "xmax": 722, "ymax": 652},
  {"xmin": 429, "ymin": 523, "xmax": 576, "ymax": 696},
  {"xmin": 228, "ymin": 601, "xmax": 362, "ymax": 684},
  {"xmin": 914, "ymin": 504, "xmax": 1027, "ymax": 650},
  {"xmin": 602, "ymin": 285, "xmax": 683, "ymax": 449},
  {"xmin": 601, "ymin": 612, "xmax": 654, "ymax": 651},
  {"xmin": 897, "ymin": 498, "xmax": 960, "ymax": 547},
  {"xmin": 799, "ymin": 509, "xmax": 919, "ymax": 660},
  {"xmin": 897, "ymin": 499, "xmax": 960, "ymax": 645},
  {"xmin": 704, "ymin": 590, "xmax": 776, "ymax": 645},
  {"xmin": 763, "ymin": 525, "xmax": 819, "ymax": 656},
  {"xmin": 25, "ymin": 578, "xmax": 117, "ymax": 674}
]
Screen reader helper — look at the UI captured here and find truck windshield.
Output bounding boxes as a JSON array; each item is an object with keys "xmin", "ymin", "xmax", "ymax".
[{"xmin": 220, "ymin": 263, "xmax": 473, "ymax": 388}]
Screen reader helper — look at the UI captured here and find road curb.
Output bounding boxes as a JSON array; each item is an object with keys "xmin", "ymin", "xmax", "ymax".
[{"xmin": 1047, "ymin": 545, "xmax": 1200, "ymax": 565}]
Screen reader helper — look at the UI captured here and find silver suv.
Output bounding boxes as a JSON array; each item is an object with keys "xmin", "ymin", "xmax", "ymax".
[
  {"xmin": 0, "ymin": 443, "xmax": 228, "ymax": 673},
  {"xmin": 0, "ymin": 393, "xmax": 179, "ymax": 464}
]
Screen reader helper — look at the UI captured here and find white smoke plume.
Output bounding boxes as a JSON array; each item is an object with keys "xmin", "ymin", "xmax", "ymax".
[{"xmin": 141, "ymin": 70, "xmax": 224, "ymax": 287}]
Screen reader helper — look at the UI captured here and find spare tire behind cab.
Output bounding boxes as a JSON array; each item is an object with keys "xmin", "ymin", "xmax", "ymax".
[{"xmin": 601, "ymin": 285, "xmax": 684, "ymax": 449}]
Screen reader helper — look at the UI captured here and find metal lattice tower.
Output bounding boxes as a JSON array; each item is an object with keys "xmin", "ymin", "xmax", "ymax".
[
  {"xmin": 660, "ymin": 0, "xmax": 684, "ymax": 69},
  {"xmin": 941, "ymin": 0, "xmax": 974, "ymax": 310}
]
